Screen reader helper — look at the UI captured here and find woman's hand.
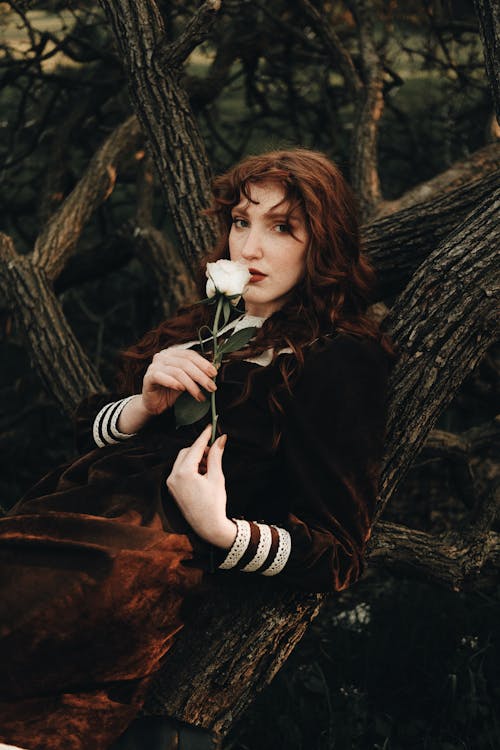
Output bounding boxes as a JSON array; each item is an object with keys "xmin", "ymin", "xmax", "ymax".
[
  {"xmin": 115, "ymin": 349, "xmax": 219, "ymax": 434},
  {"xmin": 165, "ymin": 425, "xmax": 237, "ymax": 549},
  {"xmin": 141, "ymin": 349, "xmax": 219, "ymax": 416}
]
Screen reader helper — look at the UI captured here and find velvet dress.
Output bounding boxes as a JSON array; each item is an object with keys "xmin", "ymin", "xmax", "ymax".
[{"xmin": 0, "ymin": 313, "xmax": 390, "ymax": 750}]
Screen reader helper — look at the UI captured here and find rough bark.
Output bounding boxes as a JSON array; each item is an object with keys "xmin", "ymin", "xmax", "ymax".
[
  {"xmin": 144, "ymin": 584, "xmax": 323, "ymax": 737},
  {"xmin": 366, "ymin": 517, "xmax": 500, "ymax": 591},
  {"xmin": 99, "ymin": 0, "xmax": 220, "ymax": 277},
  {"xmin": 364, "ymin": 169, "xmax": 499, "ymax": 299},
  {"xmin": 379, "ymin": 187, "xmax": 499, "ymax": 503},
  {"xmin": 474, "ymin": 0, "xmax": 500, "ymax": 124},
  {"xmin": 0, "ymin": 234, "xmax": 103, "ymax": 411},
  {"xmin": 142, "ymin": 186, "xmax": 499, "ymax": 732}
]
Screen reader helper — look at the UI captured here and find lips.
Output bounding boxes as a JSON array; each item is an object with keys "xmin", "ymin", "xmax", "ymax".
[{"xmin": 249, "ymin": 268, "xmax": 266, "ymax": 276}]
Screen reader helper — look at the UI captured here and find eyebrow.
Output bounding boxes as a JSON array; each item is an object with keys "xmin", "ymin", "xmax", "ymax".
[{"xmin": 231, "ymin": 206, "xmax": 300, "ymax": 221}]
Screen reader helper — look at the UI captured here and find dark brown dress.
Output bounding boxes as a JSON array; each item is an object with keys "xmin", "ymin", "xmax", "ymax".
[{"xmin": 0, "ymin": 332, "xmax": 390, "ymax": 750}]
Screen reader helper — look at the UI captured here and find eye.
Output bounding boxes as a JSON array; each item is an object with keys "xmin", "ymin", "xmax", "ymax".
[
  {"xmin": 275, "ymin": 223, "xmax": 291, "ymax": 233},
  {"xmin": 231, "ymin": 217, "xmax": 248, "ymax": 229}
]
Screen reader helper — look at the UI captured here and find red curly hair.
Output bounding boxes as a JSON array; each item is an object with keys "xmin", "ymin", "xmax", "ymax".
[{"xmin": 115, "ymin": 148, "xmax": 397, "ymax": 450}]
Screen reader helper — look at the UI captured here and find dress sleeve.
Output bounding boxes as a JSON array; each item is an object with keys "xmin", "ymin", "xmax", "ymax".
[
  {"xmin": 72, "ymin": 392, "xmax": 139, "ymax": 455},
  {"xmin": 211, "ymin": 334, "xmax": 390, "ymax": 593}
]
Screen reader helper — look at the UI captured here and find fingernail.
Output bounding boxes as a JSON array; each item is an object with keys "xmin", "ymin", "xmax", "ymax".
[{"xmin": 219, "ymin": 434, "xmax": 227, "ymax": 447}]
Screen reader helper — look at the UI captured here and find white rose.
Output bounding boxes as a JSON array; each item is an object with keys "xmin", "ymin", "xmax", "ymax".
[{"xmin": 206, "ymin": 259, "xmax": 251, "ymax": 304}]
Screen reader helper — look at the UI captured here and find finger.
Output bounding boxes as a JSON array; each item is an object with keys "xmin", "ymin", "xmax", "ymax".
[
  {"xmin": 163, "ymin": 361, "xmax": 217, "ymax": 402},
  {"xmin": 182, "ymin": 424, "xmax": 213, "ymax": 468},
  {"xmin": 168, "ymin": 368, "xmax": 209, "ymax": 402},
  {"xmin": 163, "ymin": 356, "xmax": 217, "ymax": 391},
  {"xmin": 206, "ymin": 434, "xmax": 228, "ymax": 476},
  {"xmin": 145, "ymin": 367, "xmax": 185, "ymax": 393},
  {"xmin": 151, "ymin": 365, "xmax": 206, "ymax": 401},
  {"xmin": 157, "ymin": 349, "xmax": 218, "ymax": 381},
  {"xmin": 182, "ymin": 349, "xmax": 219, "ymax": 378}
]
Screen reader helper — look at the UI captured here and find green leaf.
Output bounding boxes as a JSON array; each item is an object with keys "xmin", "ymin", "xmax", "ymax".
[
  {"xmin": 174, "ymin": 391, "xmax": 211, "ymax": 427},
  {"xmin": 218, "ymin": 326, "xmax": 257, "ymax": 353},
  {"xmin": 192, "ymin": 296, "xmax": 215, "ymax": 306}
]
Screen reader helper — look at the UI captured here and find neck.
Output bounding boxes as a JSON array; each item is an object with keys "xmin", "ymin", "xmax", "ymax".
[{"xmin": 241, "ymin": 308, "xmax": 271, "ymax": 321}]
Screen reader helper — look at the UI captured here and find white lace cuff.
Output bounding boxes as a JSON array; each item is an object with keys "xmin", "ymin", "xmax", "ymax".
[
  {"xmin": 92, "ymin": 396, "xmax": 138, "ymax": 447},
  {"xmin": 218, "ymin": 519, "xmax": 291, "ymax": 576}
]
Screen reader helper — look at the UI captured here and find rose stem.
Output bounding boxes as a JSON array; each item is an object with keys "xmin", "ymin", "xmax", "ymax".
[{"xmin": 209, "ymin": 296, "xmax": 224, "ymax": 446}]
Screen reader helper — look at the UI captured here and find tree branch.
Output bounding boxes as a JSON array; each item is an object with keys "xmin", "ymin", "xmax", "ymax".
[
  {"xmin": 373, "ymin": 142, "xmax": 500, "ymax": 219},
  {"xmin": 297, "ymin": 0, "xmax": 383, "ymax": 219},
  {"xmin": 32, "ymin": 115, "xmax": 143, "ymax": 281},
  {"xmin": 474, "ymin": 0, "xmax": 500, "ymax": 124},
  {"xmin": 366, "ymin": 520, "xmax": 500, "ymax": 592},
  {"xmin": 364, "ymin": 170, "xmax": 499, "ymax": 299},
  {"xmin": 297, "ymin": 0, "xmax": 361, "ymax": 95},
  {"xmin": 161, "ymin": 0, "xmax": 221, "ymax": 67}
]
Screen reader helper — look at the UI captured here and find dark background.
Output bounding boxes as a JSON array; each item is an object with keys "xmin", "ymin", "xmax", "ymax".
[{"xmin": 0, "ymin": 2, "xmax": 498, "ymax": 748}]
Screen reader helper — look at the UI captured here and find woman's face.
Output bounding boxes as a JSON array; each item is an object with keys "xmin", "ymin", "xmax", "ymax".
[{"xmin": 228, "ymin": 181, "xmax": 309, "ymax": 318}]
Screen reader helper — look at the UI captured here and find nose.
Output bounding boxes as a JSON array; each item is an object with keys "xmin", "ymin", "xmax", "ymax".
[{"xmin": 240, "ymin": 226, "xmax": 264, "ymax": 260}]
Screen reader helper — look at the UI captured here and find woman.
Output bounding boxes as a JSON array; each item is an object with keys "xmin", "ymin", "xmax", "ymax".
[{"xmin": 0, "ymin": 148, "xmax": 396, "ymax": 750}]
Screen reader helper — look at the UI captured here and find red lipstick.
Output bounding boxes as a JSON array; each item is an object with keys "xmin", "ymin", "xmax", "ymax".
[{"xmin": 248, "ymin": 267, "xmax": 266, "ymax": 282}]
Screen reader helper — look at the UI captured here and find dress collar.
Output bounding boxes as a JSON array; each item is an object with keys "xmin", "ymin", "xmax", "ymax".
[{"xmin": 232, "ymin": 311, "xmax": 267, "ymax": 331}]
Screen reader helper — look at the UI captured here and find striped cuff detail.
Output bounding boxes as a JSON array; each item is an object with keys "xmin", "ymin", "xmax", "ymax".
[
  {"xmin": 92, "ymin": 396, "xmax": 138, "ymax": 447},
  {"xmin": 261, "ymin": 527, "xmax": 292, "ymax": 576},
  {"xmin": 217, "ymin": 520, "xmax": 291, "ymax": 576},
  {"xmin": 242, "ymin": 523, "xmax": 273, "ymax": 572},
  {"xmin": 218, "ymin": 520, "xmax": 251, "ymax": 569}
]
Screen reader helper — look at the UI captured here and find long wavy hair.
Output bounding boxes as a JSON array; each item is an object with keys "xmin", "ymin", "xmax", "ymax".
[{"xmin": 115, "ymin": 148, "xmax": 398, "ymax": 451}]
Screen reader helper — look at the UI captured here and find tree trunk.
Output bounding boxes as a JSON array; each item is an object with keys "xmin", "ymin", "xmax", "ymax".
[
  {"xmin": 99, "ymin": 0, "xmax": 220, "ymax": 277},
  {"xmin": 379, "ymin": 188, "xmax": 499, "ymax": 502},
  {"xmin": 0, "ymin": 235, "xmax": 103, "ymax": 411},
  {"xmin": 349, "ymin": 0, "xmax": 385, "ymax": 219},
  {"xmin": 474, "ymin": 0, "xmax": 500, "ymax": 124}
]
